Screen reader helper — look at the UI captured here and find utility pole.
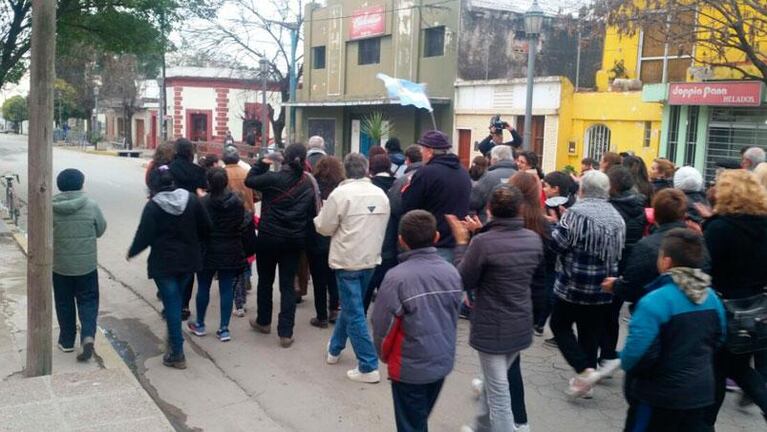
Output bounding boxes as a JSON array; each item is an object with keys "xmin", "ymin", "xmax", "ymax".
[
  {"xmin": 159, "ymin": 8, "xmax": 167, "ymax": 143},
  {"xmin": 523, "ymin": 0, "xmax": 543, "ymax": 152},
  {"xmin": 26, "ymin": 0, "xmax": 57, "ymax": 377}
]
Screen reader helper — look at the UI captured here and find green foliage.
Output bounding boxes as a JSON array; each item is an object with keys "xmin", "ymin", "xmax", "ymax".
[
  {"xmin": 361, "ymin": 112, "xmax": 394, "ymax": 147},
  {"xmin": 563, "ymin": 165, "xmax": 577, "ymax": 175},
  {"xmin": 2, "ymin": 96, "xmax": 28, "ymax": 131}
]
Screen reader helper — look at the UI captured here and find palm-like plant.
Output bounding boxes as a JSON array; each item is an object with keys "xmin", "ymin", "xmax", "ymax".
[{"xmin": 361, "ymin": 112, "xmax": 394, "ymax": 146}]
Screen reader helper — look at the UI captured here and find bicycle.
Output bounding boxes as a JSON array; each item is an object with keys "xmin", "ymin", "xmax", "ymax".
[{"xmin": 1, "ymin": 173, "xmax": 21, "ymax": 226}]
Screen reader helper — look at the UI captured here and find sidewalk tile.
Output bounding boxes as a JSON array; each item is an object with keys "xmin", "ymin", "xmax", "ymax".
[{"xmin": 0, "ymin": 377, "xmax": 50, "ymax": 408}]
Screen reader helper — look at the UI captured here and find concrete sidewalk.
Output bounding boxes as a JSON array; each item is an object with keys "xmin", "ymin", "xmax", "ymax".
[{"xmin": 0, "ymin": 222, "xmax": 173, "ymax": 432}]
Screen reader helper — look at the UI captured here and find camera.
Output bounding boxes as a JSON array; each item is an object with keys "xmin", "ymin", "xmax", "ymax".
[{"xmin": 490, "ymin": 115, "xmax": 509, "ymax": 133}]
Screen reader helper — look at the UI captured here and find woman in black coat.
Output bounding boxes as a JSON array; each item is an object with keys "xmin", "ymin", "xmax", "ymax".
[
  {"xmin": 245, "ymin": 143, "xmax": 319, "ymax": 347},
  {"xmin": 187, "ymin": 168, "xmax": 245, "ymax": 343},
  {"xmin": 128, "ymin": 166, "xmax": 211, "ymax": 369},
  {"xmin": 704, "ymin": 170, "xmax": 767, "ymax": 425}
]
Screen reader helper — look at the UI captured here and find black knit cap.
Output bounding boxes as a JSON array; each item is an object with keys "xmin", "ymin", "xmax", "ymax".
[{"xmin": 57, "ymin": 168, "xmax": 85, "ymax": 192}]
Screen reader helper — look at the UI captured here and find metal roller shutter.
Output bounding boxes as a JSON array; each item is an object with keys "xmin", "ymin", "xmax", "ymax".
[{"xmin": 705, "ymin": 107, "xmax": 767, "ymax": 182}]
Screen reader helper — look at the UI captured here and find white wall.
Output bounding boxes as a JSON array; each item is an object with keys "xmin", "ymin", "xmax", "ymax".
[{"xmin": 455, "ymin": 80, "xmax": 562, "ymax": 113}]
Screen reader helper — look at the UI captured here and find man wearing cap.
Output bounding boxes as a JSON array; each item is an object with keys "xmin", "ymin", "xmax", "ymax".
[
  {"xmin": 402, "ymin": 130, "xmax": 472, "ymax": 262},
  {"xmin": 52, "ymin": 169, "xmax": 107, "ymax": 362}
]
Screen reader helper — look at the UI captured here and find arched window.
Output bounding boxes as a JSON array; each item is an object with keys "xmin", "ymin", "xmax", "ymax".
[{"xmin": 585, "ymin": 124, "xmax": 612, "ymax": 161}]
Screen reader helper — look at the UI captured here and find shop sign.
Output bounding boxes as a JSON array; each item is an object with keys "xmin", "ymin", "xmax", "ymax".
[
  {"xmin": 668, "ymin": 81, "xmax": 764, "ymax": 107},
  {"xmin": 349, "ymin": 6, "xmax": 385, "ymax": 40}
]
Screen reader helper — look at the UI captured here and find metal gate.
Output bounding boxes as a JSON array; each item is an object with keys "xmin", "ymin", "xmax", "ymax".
[
  {"xmin": 585, "ymin": 124, "xmax": 612, "ymax": 161},
  {"xmin": 705, "ymin": 107, "xmax": 767, "ymax": 182}
]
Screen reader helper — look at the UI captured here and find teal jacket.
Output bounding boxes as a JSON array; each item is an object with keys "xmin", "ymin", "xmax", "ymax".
[{"xmin": 53, "ymin": 191, "xmax": 107, "ymax": 276}]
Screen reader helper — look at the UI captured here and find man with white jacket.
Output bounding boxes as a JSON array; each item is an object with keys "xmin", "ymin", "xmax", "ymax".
[{"xmin": 314, "ymin": 152, "xmax": 391, "ymax": 383}]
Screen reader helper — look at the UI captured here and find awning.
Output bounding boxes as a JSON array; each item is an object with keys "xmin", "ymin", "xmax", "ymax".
[{"xmin": 282, "ymin": 97, "xmax": 452, "ymax": 107}]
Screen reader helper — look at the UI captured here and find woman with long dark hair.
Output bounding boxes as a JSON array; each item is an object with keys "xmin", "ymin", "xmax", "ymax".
[
  {"xmin": 245, "ymin": 143, "xmax": 320, "ymax": 347},
  {"xmin": 307, "ymin": 156, "xmax": 344, "ymax": 327},
  {"xmin": 622, "ymin": 155, "xmax": 653, "ymax": 206},
  {"xmin": 128, "ymin": 166, "xmax": 211, "ymax": 368},
  {"xmin": 187, "ymin": 167, "xmax": 245, "ymax": 342}
]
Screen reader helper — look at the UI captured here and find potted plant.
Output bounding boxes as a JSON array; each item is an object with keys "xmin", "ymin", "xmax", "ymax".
[{"xmin": 361, "ymin": 112, "xmax": 394, "ymax": 147}]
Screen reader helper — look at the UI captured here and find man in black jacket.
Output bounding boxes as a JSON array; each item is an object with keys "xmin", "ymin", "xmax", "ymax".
[{"xmin": 402, "ymin": 131, "xmax": 471, "ymax": 262}]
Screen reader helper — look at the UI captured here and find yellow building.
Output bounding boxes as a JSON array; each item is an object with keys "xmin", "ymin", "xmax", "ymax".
[{"xmin": 559, "ymin": 26, "xmax": 664, "ymax": 171}]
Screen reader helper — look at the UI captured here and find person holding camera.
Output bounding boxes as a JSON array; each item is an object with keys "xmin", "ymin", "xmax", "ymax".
[{"xmin": 478, "ymin": 116, "xmax": 523, "ymax": 158}]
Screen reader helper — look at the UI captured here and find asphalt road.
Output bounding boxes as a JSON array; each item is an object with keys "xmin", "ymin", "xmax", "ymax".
[{"xmin": 0, "ymin": 133, "xmax": 761, "ymax": 431}]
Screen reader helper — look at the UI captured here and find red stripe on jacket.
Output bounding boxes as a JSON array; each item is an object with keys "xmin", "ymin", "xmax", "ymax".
[{"xmin": 381, "ymin": 316, "xmax": 405, "ymax": 381}]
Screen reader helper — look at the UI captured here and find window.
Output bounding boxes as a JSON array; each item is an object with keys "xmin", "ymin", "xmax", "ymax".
[
  {"xmin": 312, "ymin": 46, "xmax": 326, "ymax": 69},
  {"xmin": 424, "ymin": 26, "xmax": 445, "ymax": 57},
  {"xmin": 358, "ymin": 38, "xmax": 380, "ymax": 65},
  {"xmin": 585, "ymin": 124, "xmax": 612, "ymax": 162},
  {"xmin": 643, "ymin": 121, "xmax": 652, "ymax": 147},
  {"xmin": 639, "ymin": 10, "xmax": 695, "ymax": 84}
]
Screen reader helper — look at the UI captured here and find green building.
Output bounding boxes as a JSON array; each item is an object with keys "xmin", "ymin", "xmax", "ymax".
[{"xmin": 290, "ymin": 0, "xmax": 458, "ymax": 155}]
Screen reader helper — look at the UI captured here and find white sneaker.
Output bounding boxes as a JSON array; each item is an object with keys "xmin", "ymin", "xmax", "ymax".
[
  {"xmin": 233, "ymin": 308, "xmax": 246, "ymax": 317},
  {"xmin": 566, "ymin": 368, "xmax": 600, "ymax": 398},
  {"xmin": 597, "ymin": 358, "xmax": 621, "ymax": 379},
  {"xmin": 326, "ymin": 342, "xmax": 340, "ymax": 364},
  {"xmin": 471, "ymin": 378, "xmax": 483, "ymax": 399},
  {"xmin": 57, "ymin": 343, "xmax": 74, "ymax": 353},
  {"xmin": 346, "ymin": 367, "xmax": 380, "ymax": 383},
  {"xmin": 514, "ymin": 424, "xmax": 531, "ymax": 432},
  {"xmin": 460, "ymin": 426, "xmax": 475, "ymax": 432}
]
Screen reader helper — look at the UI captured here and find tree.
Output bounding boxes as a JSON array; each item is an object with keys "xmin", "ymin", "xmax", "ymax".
[
  {"xmin": 0, "ymin": 0, "xmax": 216, "ymax": 89},
  {"xmin": 189, "ymin": 0, "xmax": 305, "ymax": 146},
  {"xmin": 100, "ymin": 54, "xmax": 142, "ymax": 149},
  {"xmin": 54, "ymin": 78, "xmax": 84, "ymax": 125},
  {"xmin": 1, "ymin": 94, "xmax": 27, "ymax": 132},
  {"xmin": 601, "ymin": 0, "xmax": 767, "ymax": 84},
  {"xmin": 361, "ymin": 112, "xmax": 394, "ymax": 148}
]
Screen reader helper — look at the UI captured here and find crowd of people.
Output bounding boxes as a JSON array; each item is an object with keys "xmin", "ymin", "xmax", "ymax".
[{"xmin": 49, "ymin": 124, "xmax": 767, "ymax": 431}]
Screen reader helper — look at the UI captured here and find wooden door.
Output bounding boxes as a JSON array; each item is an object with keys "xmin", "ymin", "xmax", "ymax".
[
  {"xmin": 458, "ymin": 129, "xmax": 472, "ymax": 168},
  {"xmin": 515, "ymin": 116, "xmax": 545, "ymax": 157},
  {"xmin": 136, "ymin": 119, "xmax": 145, "ymax": 147}
]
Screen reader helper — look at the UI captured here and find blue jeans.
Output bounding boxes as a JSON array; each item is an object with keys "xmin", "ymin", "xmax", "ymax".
[
  {"xmin": 329, "ymin": 269, "xmax": 379, "ymax": 373},
  {"xmin": 195, "ymin": 269, "xmax": 236, "ymax": 330},
  {"xmin": 155, "ymin": 273, "xmax": 193, "ymax": 355},
  {"xmin": 53, "ymin": 270, "xmax": 99, "ymax": 348}
]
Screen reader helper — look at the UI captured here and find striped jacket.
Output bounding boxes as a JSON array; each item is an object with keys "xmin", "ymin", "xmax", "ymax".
[{"xmin": 371, "ymin": 247, "xmax": 463, "ymax": 384}]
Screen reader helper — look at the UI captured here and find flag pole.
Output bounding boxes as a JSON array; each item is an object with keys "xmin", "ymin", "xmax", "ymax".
[{"xmin": 429, "ymin": 110, "xmax": 437, "ymax": 130}]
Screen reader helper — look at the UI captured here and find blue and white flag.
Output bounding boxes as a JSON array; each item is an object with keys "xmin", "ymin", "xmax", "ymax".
[{"xmin": 376, "ymin": 73, "xmax": 433, "ymax": 112}]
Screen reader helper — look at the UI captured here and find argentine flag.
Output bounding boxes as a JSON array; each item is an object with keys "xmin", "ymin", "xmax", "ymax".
[{"xmin": 376, "ymin": 73, "xmax": 433, "ymax": 112}]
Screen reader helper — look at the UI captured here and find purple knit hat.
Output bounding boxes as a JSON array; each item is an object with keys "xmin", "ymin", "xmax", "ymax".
[{"xmin": 417, "ymin": 130, "xmax": 451, "ymax": 150}]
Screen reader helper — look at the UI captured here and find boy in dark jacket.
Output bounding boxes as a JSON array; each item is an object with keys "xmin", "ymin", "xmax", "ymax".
[
  {"xmin": 371, "ymin": 210, "xmax": 463, "ymax": 432},
  {"xmin": 621, "ymin": 228, "xmax": 725, "ymax": 432}
]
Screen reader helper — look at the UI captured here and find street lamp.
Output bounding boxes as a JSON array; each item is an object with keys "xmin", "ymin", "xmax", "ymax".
[
  {"xmin": 523, "ymin": 0, "xmax": 544, "ymax": 152},
  {"xmin": 259, "ymin": 58, "xmax": 270, "ymax": 152}
]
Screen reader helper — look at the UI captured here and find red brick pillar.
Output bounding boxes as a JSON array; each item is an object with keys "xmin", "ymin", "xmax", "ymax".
[
  {"xmin": 214, "ymin": 88, "xmax": 230, "ymax": 143},
  {"xmin": 173, "ymin": 86, "xmax": 183, "ymax": 139}
]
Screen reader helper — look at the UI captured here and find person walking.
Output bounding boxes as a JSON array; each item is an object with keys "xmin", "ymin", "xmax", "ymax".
[
  {"xmin": 187, "ymin": 168, "xmax": 245, "ymax": 342},
  {"xmin": 602, "ymin": 188, "xmax": 694, "ymax": 305},
  {"xmin": 599, "ymin": 166, "xmax": 647, "ymax": 377},
  {"xmin": 315, "ymin": 153, "xmax": 390, "ymax": 383},
  {"xmin": 469, "ymin": 145, "xmax": 517, "ymax": 221},
  {"xmin": 245, "ymin": 143, "xmax": 319, "ymax": 348},
  {"xmin": 366, "ymin": 153, "xmax": 397, "ymax": 313},
  {"xmin": 169, "ymin": 138, "xmax": 207, "ymax": 321},
  {"xmin": 128, "ymin": 166, "xmax": 211, "ymax": 369},
  {"xmin": 222, "ymin": 145, "xmax": 254, "ymax": 212},
  {"xmin": 549, "ymin": 170, "xmax": 625, "ymax": 398},
  {"xmin": 402, "ymin": 130, "xmax": 472, "ymax": 263},
  {"xmin": 307, "ymin": 156, "xmax": 344, "ymax": 328},
  {"xmin": 621, "ymin": 229, "xmax": 726, "ymax": 431},
  {"xmin": 385, "ymin": 137, "xmax": 407, "ymax": 178},
  {"xmin": 145, "ymin": 142, "xmax": 175, "ymax": 188},
  {"xmin": 448, "ymin": 184, "xmax": 543, "ymax": 432},
  {"xmin": 307, "ymin": 135, "xmax": 328, "ymax": 170},
  {"xmin": 371, "ymin": 210, "xmax": 463, "ymax": 432},
  {"xmin": 52, "ymin": 169, "xmax": 107, "ymax": 361},
  {"xmin": 703, "ymin": 169, "xmax": 767, "ymax": 424}
]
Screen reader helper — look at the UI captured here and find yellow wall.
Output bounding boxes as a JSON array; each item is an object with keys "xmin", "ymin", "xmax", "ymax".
[
  {"xmin": 596, "ymin": 28, "xmax": 640, "ymax": 92},
  {"xmin": 561, "ymin": 92, "xmax": 663, "ymax": 170}
]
